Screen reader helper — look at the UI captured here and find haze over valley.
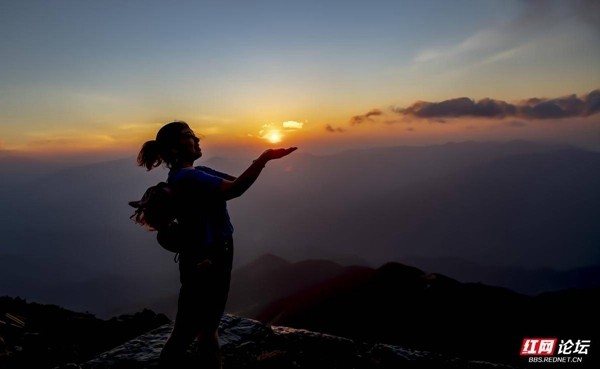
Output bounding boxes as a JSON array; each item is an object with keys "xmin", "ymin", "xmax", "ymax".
[{"xmin": 1, "ymin": 140, "xmax": 598, "ymax": 317}]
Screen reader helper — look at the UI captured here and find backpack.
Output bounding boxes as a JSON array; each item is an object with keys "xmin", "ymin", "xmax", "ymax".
[{"xmin": 129, "ymin": 182, "xmax": 183, "ymax": 254}]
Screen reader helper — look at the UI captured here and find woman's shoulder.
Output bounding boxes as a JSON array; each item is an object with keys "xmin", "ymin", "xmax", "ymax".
[
  {"xmin": 193, "ymin": 165, "xmax": 213, "ymax": 172},
  {"xmin": 169, "ymin": 166, "xmax": 222, "ymax": 189},
  {"xmin": 168, "ymin": 167, "xmax": 193, "ymax": 183}
]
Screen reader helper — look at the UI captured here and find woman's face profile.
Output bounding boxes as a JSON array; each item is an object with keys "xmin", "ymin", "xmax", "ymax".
[{"xmin": 177, "ymin": 127, "xmax": 202, "ymax": 161}]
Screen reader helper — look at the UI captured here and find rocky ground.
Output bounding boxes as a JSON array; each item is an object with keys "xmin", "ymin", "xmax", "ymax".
[{"xmin": 81, "ymin": 314, "xmax": 519, "ymax": 369}]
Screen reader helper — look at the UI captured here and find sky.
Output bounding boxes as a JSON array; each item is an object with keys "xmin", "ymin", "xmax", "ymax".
[{"xmin": 1, "ymin": 0, "xmax": 599, "ymax": 159}]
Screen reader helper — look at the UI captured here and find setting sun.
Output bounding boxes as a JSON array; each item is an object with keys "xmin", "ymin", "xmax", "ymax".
[
  {"xmin": 267, "ymin": 130, "xmax": 282, "ymax": 143},
  {"xmin": 257, "ymin": 120, "xmax": 305, "ymax": 145}
]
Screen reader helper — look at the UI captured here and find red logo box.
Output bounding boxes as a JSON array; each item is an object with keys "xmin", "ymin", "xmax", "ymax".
[{"xmin": 520, "ymin": 338, "xmax": 557, "ymax": 356}]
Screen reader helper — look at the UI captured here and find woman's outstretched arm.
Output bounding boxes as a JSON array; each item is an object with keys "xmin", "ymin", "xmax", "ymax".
[{"xmin": 220, "ymin": 147, "xmax": 297, "ymax": 200}]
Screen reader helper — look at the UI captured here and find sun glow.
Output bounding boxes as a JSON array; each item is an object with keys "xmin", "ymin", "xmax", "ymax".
[
  {"xmin": 257, "ymin": 120, "xmax": 305, "ymax": 144},
  {"xmin": 267, "ymin": 130, "xmax": 282, "ymax": 143}
]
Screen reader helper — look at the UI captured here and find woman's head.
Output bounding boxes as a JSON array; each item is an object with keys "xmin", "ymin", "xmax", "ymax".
[{"xmin": 137, "ymin": 121, "xmax": 202, "ymax": 170}]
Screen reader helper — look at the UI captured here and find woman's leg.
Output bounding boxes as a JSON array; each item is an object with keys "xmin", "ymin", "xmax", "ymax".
[
  {"xmin": 195, "ymin": 239, "xmax": 234, "ymax": 369},
  {"xmin": 159, "ymin": 283, "xmax": 202, "ymax": 366},
  {"xmin": 162, "ymin": 290, "xmax": 225, "ymax": 368},
  {"xmin": 160, "ymin": 241, "xmax": 233, "ymax": 367},
  {"xmin": 195, "ymin": 328, "xmax": 222, "ymax": 369}
]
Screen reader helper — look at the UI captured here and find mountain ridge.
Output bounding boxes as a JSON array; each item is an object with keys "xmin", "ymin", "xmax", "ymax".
[{"xmin": 251, "ymin": 259, "xmax": 599, "ymax": 365}]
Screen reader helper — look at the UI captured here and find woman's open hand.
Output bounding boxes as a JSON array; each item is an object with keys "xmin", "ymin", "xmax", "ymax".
[{"xmin": 260, "ymin": 147, "xmax": 298, "ymax": 161}]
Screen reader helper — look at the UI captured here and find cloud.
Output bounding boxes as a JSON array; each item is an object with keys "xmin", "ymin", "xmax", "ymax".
[
  {"xmin": 283, "ymin": 121, "xmax": 304, "ymax": 130},
  {"xmin": 325, "ymin": 124, "xmax": 346, "ymax": 133},
  {"xmin": 396, "ymin": 98, "xmax": 517, "ymax": 119},
  {"xmin": 25, "ymin": 134, "xmax": 117, "ymax": 148},
  {"xmin": 519, "ymin": 90, "xmax": 600, "ymax": 119},
  {"xmin": 349, "ymin": 109, "xmax": 383, "ymax": 125},
  {"xmin": 392, "ymin": 89, "xmax": 599, "ymax": 120},
  {"xmin": 346, "ymin": 89, "xmax": 598, "ymax": 129}
]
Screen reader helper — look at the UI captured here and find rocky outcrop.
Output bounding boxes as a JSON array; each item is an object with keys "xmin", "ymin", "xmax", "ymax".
[
  {"xmin": 0, "ymin": 296, "xmax": 170, "ymax": 369},
  {"xmin": 83, "ymin": 314, "xmax": 517, "ymax": 369}
]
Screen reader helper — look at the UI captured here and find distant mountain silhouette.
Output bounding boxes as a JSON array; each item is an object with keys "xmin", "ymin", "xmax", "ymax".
[
  {"xmin": 0, "ymin": 155, "xmax": 67, "ymax": 188},
  {"xmin": 398, "ymin": 255, "xmax": 600, "ymax": 295},
  {"xmin": 254, "ymin": 261, "xmax": 600, "ymax": 366},
  {"xmin": 148, "ymin": 254, "xmax": 373, "ymax": 321},
  {"xmin": 227, "ymin": 254, "xmax": 347, "ymax": 317}
]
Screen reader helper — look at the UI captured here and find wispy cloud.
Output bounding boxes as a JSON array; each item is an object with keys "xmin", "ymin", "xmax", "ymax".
[
  {"xmin": 411, "ymin": 0, "xmax": 600, "ymax": 73},
  {"xmin": 23, "ymin": 132, "xmax": 118, "ymax": 150},
  {"xmin": 349, "ymin": 109, "xmax": 383, "ymax": 125},
  {"xmin": 325, "ymin": 124, "xmax": 346, "ymax": 133},
  {"xmin": 283, "ymin": 121, "xmax": 304, "ymax": 129}
]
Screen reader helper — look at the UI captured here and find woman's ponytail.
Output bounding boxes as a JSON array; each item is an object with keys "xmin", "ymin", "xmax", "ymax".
[{"xmin": 137, "ymin": 140, "xmax": 163, "ymax": 171}]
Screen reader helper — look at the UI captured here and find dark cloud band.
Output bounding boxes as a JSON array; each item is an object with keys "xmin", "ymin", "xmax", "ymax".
[
  {"xmin": 350, "ymin": 89, "xmax": 599, "ymax": 125},
  {"xmin": 393, "ymin": 89, "xmax": 599, "ymax": 120}
]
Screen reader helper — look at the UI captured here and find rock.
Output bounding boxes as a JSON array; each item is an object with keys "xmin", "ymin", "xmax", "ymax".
[
  {"xmin": 52, "ymin": 364, "xmax": 82, "ymax": 369},
  {"xmin": 84, "ymin": 313, "xmax": 518, "ymax": 369}
]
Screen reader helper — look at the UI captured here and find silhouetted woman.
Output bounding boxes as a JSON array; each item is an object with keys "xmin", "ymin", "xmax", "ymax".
[{"xmin": 135, "ymin": 121, "xmax": 296, "ymax": 368}]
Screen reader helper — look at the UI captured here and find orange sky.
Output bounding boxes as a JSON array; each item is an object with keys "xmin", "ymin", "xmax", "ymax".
[{"xmin": 1, "ymin": 1, "xmax": 599, "ymax": 159}]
